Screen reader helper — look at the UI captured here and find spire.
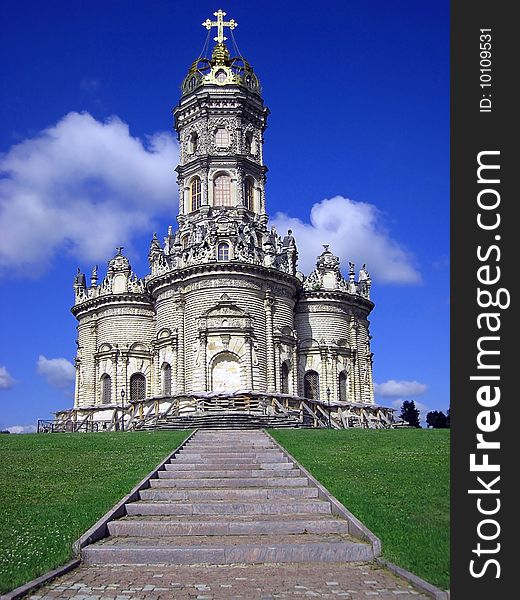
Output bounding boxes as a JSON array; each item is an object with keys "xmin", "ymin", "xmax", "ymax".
[{"xmin": 182, "ymin": 10, "xmax": 259, "ymax": 94}]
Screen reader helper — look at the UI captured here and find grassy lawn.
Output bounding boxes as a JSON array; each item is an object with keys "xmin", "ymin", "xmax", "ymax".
[
  {"xmin": 0, "ymin": 430, "xmax": 190, "ymax": 593},
  {"xmin": 270, "ymin": 429, "xmax": 450, "ymax": 590}
]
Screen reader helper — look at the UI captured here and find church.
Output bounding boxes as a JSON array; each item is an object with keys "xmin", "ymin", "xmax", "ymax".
[{"xmin": 54, "ymin": 11, "xmax": 394, "ymax": 431}]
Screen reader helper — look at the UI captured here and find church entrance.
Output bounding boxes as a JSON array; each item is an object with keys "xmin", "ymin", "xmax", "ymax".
[{"xmin": 211, "ymin": 352, "xmax": 242, "ymax": 391}]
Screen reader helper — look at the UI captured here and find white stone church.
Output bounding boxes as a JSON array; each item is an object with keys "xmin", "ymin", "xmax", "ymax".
[{"xmin": 52, "ymin": 11, "xmax": 394, "ymax": 431}]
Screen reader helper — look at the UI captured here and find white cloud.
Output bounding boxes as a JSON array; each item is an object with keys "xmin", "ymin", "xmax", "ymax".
[
  {"xmin": 0, "ymin": 366, "xmax": 15, "ymax": 390},
  {"xmin": 0, "ymin": 111, "xmax": 178, "ymax": 277},
  {"xmin": 374, "ymin": 379, "xmax": 427, "ymax": 397},
  {"xmin": 37, "ymin": 355, "xmax": 75, "ymax": 389},
  {"xmin": 272, "ymin": 196, "xmax": 421, "ymax": 284},
  {"xmin": 7, "ymin": 424, "xmax": 37, "ymax": 434}
]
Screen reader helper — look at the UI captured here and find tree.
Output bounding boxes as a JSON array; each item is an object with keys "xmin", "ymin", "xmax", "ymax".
[
  {"xmin": 426, "ymin": 410, "xmax": 449, "ymax": 428},
  {"xmin": 400, "ymin": 400, "xmax": 421, "ymax": 428}
]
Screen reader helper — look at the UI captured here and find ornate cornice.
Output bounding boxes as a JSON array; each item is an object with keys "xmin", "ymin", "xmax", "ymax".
[
  {"xmin": 71, "ymin": 292, "xmax": 154, "ymax": 319},
  {"xmin": 147, "ymin": 261, "xmax": 301, "ymax": 297}
]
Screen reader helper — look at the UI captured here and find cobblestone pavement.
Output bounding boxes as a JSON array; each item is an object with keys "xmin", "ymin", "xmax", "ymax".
[{"xmin": 27, "ymin": 562, "xmax": 431, "ymax": 599}]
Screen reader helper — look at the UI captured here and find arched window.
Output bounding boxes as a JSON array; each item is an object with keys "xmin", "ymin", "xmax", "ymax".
[
  {"xmin": 190, "ymin": 177, "xmax": 202, "ymax": 211},
  {"xmin": 245, "ymin": 131, "xmax": 254, "ymax": 154},
  {"xmin": 245, "ymin": 178, "xmax": 254, "ymax": 211},
  {"xmin": 162, "ymin": 363, "xmax": 172, "ymax": 396},
  {"xmin": 215, "ymin": 69, "xmax": 227, "ymax": 84},
  {"xmin": 304, "ymin": 370, "xmax": 320, "ymax": 400},
  {"xmin": 101, "ymin": 374, "xmax": 111, "ymax": 404},
  {"xmin": 130, "ymin": 373, "xmax": 146, "ymax": 401},
  {"xmin": 214, "ymin": 175, "xmax": 231, "ymax": 206},
  {"xmin": 215, "ymin": 128, "xmax": 229, "ymax": 147},
  {"xmin": 339, "ymin": 371, "xmax": 348, "ymax": 402},
  {"xmin": 281, "ymin": 362, "xmax": 290, "ymax": 394},
  {"xmin": 217, "ymin": 242, "xmax": 230, "ymax": 261},
  {"xmin": 188, "ymin": 131, "xmax": 198, "ymax": 154}
]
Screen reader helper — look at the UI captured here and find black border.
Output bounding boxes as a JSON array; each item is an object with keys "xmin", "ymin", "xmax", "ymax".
[{"xmin": 451, "ymin": 2, "xmax": 514, "ymax": 597}]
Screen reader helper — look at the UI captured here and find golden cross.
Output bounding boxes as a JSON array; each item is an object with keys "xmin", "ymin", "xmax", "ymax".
[{"xmin": 202, "ymin": 9, "xmax": 238, "ymax": 43}]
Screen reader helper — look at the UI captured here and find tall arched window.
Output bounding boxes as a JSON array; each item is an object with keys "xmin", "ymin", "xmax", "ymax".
[
  {"xmin": 162, "ymin": 363, "xmax": 172, "ymax": 396},
  {"xmin": 190, "ymin": 177, "xmax": 202, "ymax": 211},
  {"xmin": 245, "ymin": 131, "xmax": 254, "ymax": 154},
  {"xmin": 188, "ymin": 131, "xmax": 198, "ymax": 154},
  {"xmin": 215, "ymin": 128, "xmax": 229, "ymax": 147},
  {"xmin": 281, "ymin": 362, "xmax": 290, "ymax": 394},
  {"xmin": 217, "ymin": 242, "xmax": 230, "ymax": 261},
  {"xmin": 101, "ymin": 374, "xmax": 111, "ymax": 404},
  {"xmin": 130, "ymin": 373, "xmax": 146, "ymax": 401},
  {"xmin": 245, "ymin": 178, "xmax": 254, "ymax": 211},
  {"xmin": 339, "ymin": 371, "xmax": 348, "ymax": 402},
  {"xmin": 304, "ymin": 370, "xmax": 320, "ymax": 400},
  {"xmin": 214, "ymin": 175, "xmax": 231, "ymax": 206}
]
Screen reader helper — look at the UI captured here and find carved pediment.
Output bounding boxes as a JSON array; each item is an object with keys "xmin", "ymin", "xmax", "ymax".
[{"xmin": 199, "ymin": 295, "xmax": 252, "ymax": 331}]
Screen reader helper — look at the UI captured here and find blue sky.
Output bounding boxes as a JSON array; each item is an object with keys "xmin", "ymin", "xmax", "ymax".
[{"xmin": 0, "ymin": 0, "xmax": 449, "ymax": 431}]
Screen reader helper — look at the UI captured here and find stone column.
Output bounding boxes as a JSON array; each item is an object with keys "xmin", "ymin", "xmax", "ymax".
[
  {"xmin": 236, "ymin": 168, "xmax": 244, "ymax": 207},
  {"xmin": 244, "ymin": 334, "xmax": 253, "ymax": 389},
  {"xmin": 273, "ymin": 342, "xmax": 281, "ymax": 392},
  {"xmin": 264, "ymin": 293, "xmax": 275, "ymax": 392},
  {"xmin": 171, "ymin": 339, "xmax": 178, "ymax": 394},
  {"xmin": 200, "ymin": 331, "xmax": 208, "ymax": 391},
  {"xmin": 113, "ymin": 350, "xmax": 118, "ymax": 404},
  {"xmin": 176, "ymin": 295, "xmax": 186, "ymax": 393},
  {"xmin": 331, "ymin": 351, "xmax": 339, "ymax": 402},
  {"xmin": 291, "ymin": 344, "xmax": 298, "ymax": 396},
  {"xmin": 154, "ymin": 349, "xmax": 161, "ymax": 396}
]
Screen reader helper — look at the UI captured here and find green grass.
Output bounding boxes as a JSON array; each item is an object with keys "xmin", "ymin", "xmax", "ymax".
[
  {"xmin": 270, "ymin": 429, "xmax": 450, "ymax": 590},
  {"xmin": 0, "ymin": 430, "xmax": 190, "ymax": 593}
]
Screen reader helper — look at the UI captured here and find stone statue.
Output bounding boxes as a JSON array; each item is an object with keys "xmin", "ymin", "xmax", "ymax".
[
  {"xmin": 358, "ymin": 264, "xmax": 369, "ymax": 281},
  {"xmin": 74, "ymin": 268, "xmax": 86, "ymax": 288}
]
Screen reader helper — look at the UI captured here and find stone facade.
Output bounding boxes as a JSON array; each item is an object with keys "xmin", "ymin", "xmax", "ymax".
[{"xmin": 69, "ymin": 24, "xmax": 375, "ymax": 417}]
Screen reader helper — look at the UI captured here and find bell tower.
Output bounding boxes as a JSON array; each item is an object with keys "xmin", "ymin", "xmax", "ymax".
[{"xmin": 173, "ymin": 9, "xmax": 269, "ymax": 225}]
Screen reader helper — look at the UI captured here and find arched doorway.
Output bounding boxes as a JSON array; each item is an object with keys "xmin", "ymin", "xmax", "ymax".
[
  {"xmin": 100, "ymin": 374, "xmax": 111, "ymax": 404},
  {"xmin": 281, "ymin": 362, "xmax": 290, "ymax": 394},
  {"xmin": 304, "ymin": 370, "xmax": 320, "ymax": 400},
  {"xmin": 130, "ymin": 373, "xmax": 146, "ymax": 401},
  {"xmin": 338, "ymin": 371, "xmax": 348, "ymax": 402},
  {"xmin": 162, "ymin": 363, "xmax": 172, "ymax": 396},
  {"xmin": 211, "ymin": 352, "xmax": 242, "ymax": 391}
]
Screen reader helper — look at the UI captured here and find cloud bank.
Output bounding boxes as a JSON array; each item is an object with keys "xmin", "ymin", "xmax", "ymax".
[
  {"xmin": 37, "ymin": 355, "xmax": 75, "ymax": 389},
  {"xmin": 7, "ymin": 424, "xmax": 37, "ymax": 434},
  {"xmin": 374, "ymin": 379, "xmax": 427, "ymax": 397},
  {"xmin": 0, "ymin": 366, "xmax": 15, "ymax": 390},
  {"xmin": 272, "ymin": 196, "xmax": 421, "ymax": 284},
  {"xmin": 0, "ymin": 111, "xmax": 178, "ymax": 277}
]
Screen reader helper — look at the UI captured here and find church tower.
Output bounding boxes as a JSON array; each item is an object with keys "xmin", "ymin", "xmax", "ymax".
[{"xmin": 64, "ymin": 9, "xmax": 384, "ymax": 430}]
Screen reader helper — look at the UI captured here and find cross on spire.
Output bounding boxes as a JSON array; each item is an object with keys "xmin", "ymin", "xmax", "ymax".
[{"xmin": 202, "ymin": 9, "xmax": 237, "ymax": 44}]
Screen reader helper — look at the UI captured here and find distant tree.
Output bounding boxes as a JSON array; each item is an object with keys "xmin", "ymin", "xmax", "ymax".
[
  {"xmin": 400, "ymin": 400, "xmax": 421, "ymax": 428},
  {"xmin": 446, "ymin": 408, "xmax": 450, "ymax": 428},
  {"xmin": 426, "ymin": 410, "xmax": 449, "ymax": 428}
]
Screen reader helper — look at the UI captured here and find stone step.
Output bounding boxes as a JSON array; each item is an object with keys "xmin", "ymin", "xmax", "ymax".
[
  {"xmin": 174, "ymin": 452, "xmax": 287, "ymax": 462},
  {"xmin": 149, "ymin": 476, "xmax": 308, "ymax": 488},
  {"xmin": 183, "ymin": 443, "xmax": 280, "ymax": 454},
  {"xmin": 125, "ymin": 499, "xmax": 330, "ymax": 516},
  {"xmin": 157, "ymin": 468, "xmax": 300, "ymax": 479},
  {"xmin": 164, "ymin": 461, "xmax": 294, "ymax": 471},
  {"xmin": 139, "ymin": 486, "xmax": 319, "ymax": 501},
  {"xmin": 82, "ymin": 534, "xmax": 373, "ymax": 565},
  {"xmin": 108, "ymin": 517, "xmax": 349, "ymax": 537}
]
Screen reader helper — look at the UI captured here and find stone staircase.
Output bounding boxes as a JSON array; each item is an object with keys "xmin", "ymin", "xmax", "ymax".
[
  {"xmin": 135, "ymin": 411, "xmax": 302, "ymax": 430},
  {"xmin": 82, "ymin": 429, "xmax": 375, "ymax": 565}
]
